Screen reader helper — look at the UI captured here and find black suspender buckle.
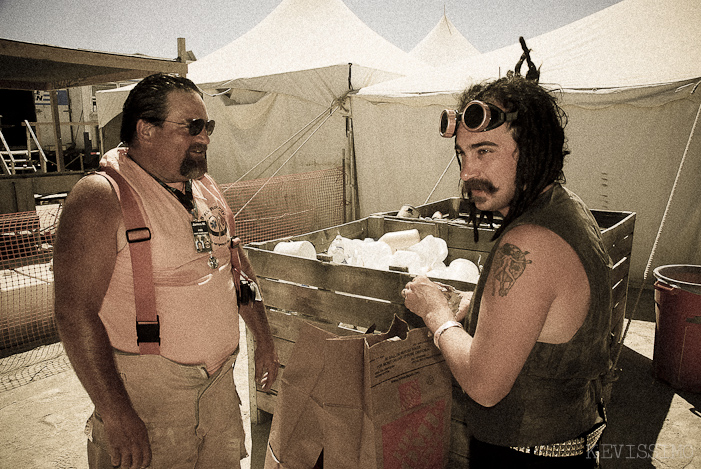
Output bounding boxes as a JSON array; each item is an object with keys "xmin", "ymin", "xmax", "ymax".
[
  {"xmin": 126, "ymin": 227, "xmax": 152, "ymax": 243},
  {"xmin": 136, "ymin": 316, "xmax": 160, "ymax": 345}
]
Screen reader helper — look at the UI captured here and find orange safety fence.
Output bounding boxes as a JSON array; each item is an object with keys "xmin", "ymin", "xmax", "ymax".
[
  {"xmin": 1, "ymin": 205, "xmax": 60, "ymax": 359},
  {"xmin": 220, "ymin": 166, "xmax": 345, "ymax": 244},
  {"xmin": 1, "ymin": 167, "xmax": 345, "ymax": 389}
]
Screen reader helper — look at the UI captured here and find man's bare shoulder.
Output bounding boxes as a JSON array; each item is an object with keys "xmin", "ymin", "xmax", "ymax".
[
  {"xmin": 498, "ymin": 223, "xmax": 585, "ymax": 289},
  {"xmin": 59, "ymin": 173, "xmax": 121, "ymax": 231},
  {"xmin": 499, "ymin": 224, "xmax": 574, "ymax": 258},
  {"xmin": 69, "ymin": 172, "xmax": 115, "ymax": 197}
]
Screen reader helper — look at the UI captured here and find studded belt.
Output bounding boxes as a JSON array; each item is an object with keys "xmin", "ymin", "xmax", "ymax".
[{"xmin": 509, "ymin": 421, "xmax": 606, "ymax": 458}]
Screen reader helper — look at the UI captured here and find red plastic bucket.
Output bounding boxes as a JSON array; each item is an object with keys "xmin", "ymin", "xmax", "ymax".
[{"xmin": 653, "ymin": 265, "xmax": 701, "ymax": 392}]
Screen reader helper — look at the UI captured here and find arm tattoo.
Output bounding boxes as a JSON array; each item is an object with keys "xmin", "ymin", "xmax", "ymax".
[{"xmin": 491, "ymin": 243, "xmax": 532, "ymax": 297}]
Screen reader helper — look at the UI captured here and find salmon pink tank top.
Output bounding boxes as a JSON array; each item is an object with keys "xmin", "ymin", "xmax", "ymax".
[{"xmin": 98, "ymin": 148, "xmax": 239, "ymax": 374}]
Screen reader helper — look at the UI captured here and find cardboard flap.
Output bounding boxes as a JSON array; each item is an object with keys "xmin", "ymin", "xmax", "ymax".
[
  {"xmin": 265, "ymin": 321, "xmax": 332, "ymax": 468},
  {"xmin": 364, "ymin": 314, "xmax": 409, "ymax": 347}
]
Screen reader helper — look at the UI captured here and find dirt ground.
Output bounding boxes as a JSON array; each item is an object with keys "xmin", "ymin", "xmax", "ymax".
[
  {"xmin": 1, "ymin": 291, "xmax": 700, "ymax": 468},
  {"xmin": 0, "ymin": 319, "xmax": 253, "ymax": 469}
]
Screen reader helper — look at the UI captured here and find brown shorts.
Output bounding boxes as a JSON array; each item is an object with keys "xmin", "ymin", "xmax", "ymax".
[{"xmin": 86, "ymin": 350, "xmax": 247, "ymax": 469}]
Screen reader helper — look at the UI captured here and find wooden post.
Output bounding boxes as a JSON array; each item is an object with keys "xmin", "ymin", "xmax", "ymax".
[
  {"xmin": 49, "ymin": 90, "xmax": 65, "ymax": 172},
  {"xmin": 99, "ymin": 125, "xmax": 105, "ymax": 158},
  {"xmin": 177, "ymin": 38, "xmax": 187, "ymax": 64},
  {"xmin": 26, "ymin": 125, "xmax": 31, "ymax": 164}
]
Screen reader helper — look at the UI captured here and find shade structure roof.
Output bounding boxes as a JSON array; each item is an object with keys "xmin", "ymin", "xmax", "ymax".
[{"xmin": 0, "ymin": 38, "xmax": 187, "ymax": 91}]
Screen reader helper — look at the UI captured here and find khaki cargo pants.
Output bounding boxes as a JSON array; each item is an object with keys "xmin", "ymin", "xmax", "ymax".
[{"xmin": 86, "ymin": 349, "xmax": 247, "ymax": 469}]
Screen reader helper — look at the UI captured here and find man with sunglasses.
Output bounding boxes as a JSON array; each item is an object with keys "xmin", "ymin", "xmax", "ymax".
[
  {"xmin": 54, "ymin": 73, "xmax": 279, "ymax": 469},
  {"xmin": 403, "ymin": 75, "xmax": 612, "ymax": 468}
]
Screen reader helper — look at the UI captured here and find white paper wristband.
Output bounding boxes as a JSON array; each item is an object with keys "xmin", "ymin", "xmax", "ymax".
[{"xmin": 433, "ymin": 320, "xmax": 463, "ymax": 350}]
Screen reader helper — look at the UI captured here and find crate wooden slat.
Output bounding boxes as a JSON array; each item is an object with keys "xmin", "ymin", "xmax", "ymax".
[
  {"xmin": 243, "ymin": 197, "xmax": 635, "ymax": 464},
  {"xmin": 249, "ymin": 249, "xmax": 420, "ymax": 308},
  {"xmin": 599, "ymin": 210, "xmax": 636, "ymax": 373}
]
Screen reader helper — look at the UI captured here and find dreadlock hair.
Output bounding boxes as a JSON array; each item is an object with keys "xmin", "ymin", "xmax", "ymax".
[
  {"xmin": 457, "ymin": 75, "xmax": 570, "ymax": 240},
  {"xmin": 120, "ymin": 73, "xmax": 202, "ymax": 146}
]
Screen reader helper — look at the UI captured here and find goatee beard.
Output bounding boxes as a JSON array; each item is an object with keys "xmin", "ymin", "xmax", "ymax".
[{"xmin": 180, "ymin": 146, "xmax": 207, "ymax": 179}]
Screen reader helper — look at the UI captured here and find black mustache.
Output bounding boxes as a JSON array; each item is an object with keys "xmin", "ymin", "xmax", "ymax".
[{"xmin": 462, "ymin": 179, "xmax": 497, "ymax": 196}]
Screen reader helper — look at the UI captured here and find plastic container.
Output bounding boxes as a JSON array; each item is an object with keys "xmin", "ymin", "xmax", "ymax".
[
  {"xmin": 273, "ymin": 240, "xmax": 317, "ymax": 260},
  {"xmin": 406, "ymin": 235, "xmax": 448, "ymax": 271},
  {"xmin": 652, "ymin": 264, "xmax": 701, "ymax": 392},
  {"xmin": 446, "ymin": 259, "xmax": 480, "ymax": 284},
  {"xmin": 361, "ymin": 240, "xmax": 393, "ymax": 270},
  {"xmin": 388, "ymin": 250, "xmax": 423, "ymax": 275},
  {"xmin": 378, "ymin": 229, "xmax": 421, "ymax": 253},
  {"xmin": 327, "ymin": 235, "xmax": 347, "ymax": 264}
]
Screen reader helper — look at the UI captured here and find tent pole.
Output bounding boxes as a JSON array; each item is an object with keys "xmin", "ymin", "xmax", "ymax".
[
  {"xmin": 346, "ymin": 112, "xmax": 359, "ymax": 221},
  {"xmin": 342, "ymin": 148, "xmax": 349, "ymax": 223},
  {"xmin": 346, "ymin": 63, "xmax": 359, "ymax": 220}
]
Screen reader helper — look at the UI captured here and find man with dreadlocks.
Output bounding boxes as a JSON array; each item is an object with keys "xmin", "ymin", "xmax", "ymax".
[{"xmin": 402, "ymin": 66, "xmax": 612, "ymax": 466}]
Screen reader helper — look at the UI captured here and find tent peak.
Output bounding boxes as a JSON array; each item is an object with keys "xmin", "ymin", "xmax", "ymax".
[{"xmin": 409, "ymin": 13, "xmax": 480, "ymax": 68}]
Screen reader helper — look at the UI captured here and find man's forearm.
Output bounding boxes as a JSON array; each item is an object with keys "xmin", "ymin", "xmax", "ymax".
[
  {"xmin": 56, "ymin": 309, "xmax": 135, "ymax": 416},
  {"xmin": 237, "ymin": 300, "xmax": 274, "ymax": 347}
]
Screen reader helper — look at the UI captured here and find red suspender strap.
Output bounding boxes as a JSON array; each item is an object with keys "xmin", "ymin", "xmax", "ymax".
[
  {"xmin": 214, "ymin": 176, "xmax": 242, "ymax": 294},
  {"xmin": 229, "ymin": 239, "xmax": 242, "ymax": 295},
  {"xmin": 100, "ymin": 166, "xmax": 160, "ymax": 355}
]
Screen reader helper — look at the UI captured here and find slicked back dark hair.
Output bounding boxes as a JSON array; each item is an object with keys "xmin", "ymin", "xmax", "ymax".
[
  {"xmin": 120, "ymin": 73, "xmax": 202, "ymax": 145},
  {"xmin": 457, "ymin": 75, "xmax": 569, "ymax": 238}
]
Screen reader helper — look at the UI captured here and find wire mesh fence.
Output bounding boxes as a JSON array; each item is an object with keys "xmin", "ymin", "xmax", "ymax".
[
  {"xmin": 221, "ymin": 166, "xmax": 345, "ymax": 244},
  {"xmin": 0, "ymin": 342, "xmax": 71, "ymax": 392},
  {"xmin": 0, "ymin": 166, "xmax": 345, "ymax": 390},
  {"xmin": 1, "ymin": 205, "xmax": 61, "ymax": 359}
]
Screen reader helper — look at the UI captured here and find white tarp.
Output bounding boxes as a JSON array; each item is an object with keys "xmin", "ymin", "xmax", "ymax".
[
  {"xmin": 187, "ymin": 0, "xmax": 429, "ymax": 106},
  {"xmin": 351, "ymin": 0, "xmax": 701, "ymax": 284},
  {"xmin": 409, "ymin": 13, "xmax": 480, "ymax": 68}
]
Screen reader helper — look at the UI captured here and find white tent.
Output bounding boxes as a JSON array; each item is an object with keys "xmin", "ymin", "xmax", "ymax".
[
  {"xmin": 97, "ymin": 0, "xmax": 430, "ymax": 184},
  {"xmin": 409, "ymin": 13, "xmax": 480, "ymax": 68},
  {"xmin": 351, "ymin": 0, "xmax": 701, "ymax": 284},
  {"xmin": 188, "ymin": 0, "xmax": 428, "ymax": 105}
]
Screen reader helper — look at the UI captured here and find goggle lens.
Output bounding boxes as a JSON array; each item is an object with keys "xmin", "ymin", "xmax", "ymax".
[
  {"xmin": 463, "ymin": 103, "xmax": 489, "ymax": 130},
  {"xmin": 440, "ymin": 110, "xmax": 457, "ymax": 138}
]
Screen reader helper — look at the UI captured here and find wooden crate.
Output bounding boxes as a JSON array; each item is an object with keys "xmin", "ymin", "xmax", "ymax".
[{"xmin": 243, "ymin": 198, "xmax": 635, "ymax": 465}]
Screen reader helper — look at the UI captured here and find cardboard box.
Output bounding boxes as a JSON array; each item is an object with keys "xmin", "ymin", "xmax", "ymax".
[{"xmin": 265, "ymin": 316, "xmax": 452, "ymax": 468}]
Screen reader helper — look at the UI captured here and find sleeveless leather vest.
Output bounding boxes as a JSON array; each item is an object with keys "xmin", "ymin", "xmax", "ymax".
[{"xmin": 459, "ymin": 184, "xmax": 613, "ymax": 447}]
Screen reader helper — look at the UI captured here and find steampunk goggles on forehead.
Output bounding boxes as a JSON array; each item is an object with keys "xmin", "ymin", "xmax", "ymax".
[{"xmin": 440, "ymin": 100, "xmax": 518, "ymax": 137}]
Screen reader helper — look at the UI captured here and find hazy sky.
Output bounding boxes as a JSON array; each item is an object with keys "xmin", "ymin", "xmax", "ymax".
[{"xmin": 0, "ymin": 0, "xmax": 623, "ymax": 59}]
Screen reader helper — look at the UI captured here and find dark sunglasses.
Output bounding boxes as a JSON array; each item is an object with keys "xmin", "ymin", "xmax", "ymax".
[
  {"xmin": 161, "ymin": 118, "xmax": 216, "ymax": 136},
  {"xmin": 440, "ymin": 100, "xmax": 517, "ymax": 137}
]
